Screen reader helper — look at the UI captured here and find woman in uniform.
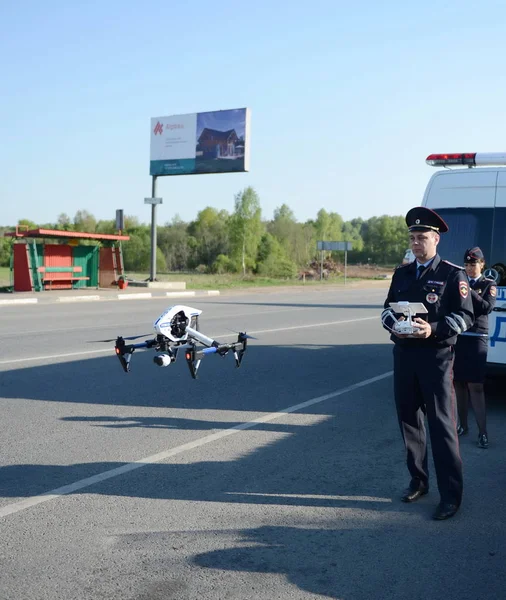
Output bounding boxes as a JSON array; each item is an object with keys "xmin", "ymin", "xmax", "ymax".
[{"xmin": 454, "ymin": 247, "xmax": 497, "ymax": 448}]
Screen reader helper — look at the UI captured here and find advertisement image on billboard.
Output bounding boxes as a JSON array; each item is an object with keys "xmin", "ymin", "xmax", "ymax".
[{"xmin": 150, "ymin": 108, "xmax": 250, "ymax": 177}]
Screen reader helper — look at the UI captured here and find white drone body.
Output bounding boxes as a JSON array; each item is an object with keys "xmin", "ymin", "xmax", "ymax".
[{"xmin": 154, "ymin": 305, "xmax": 203, "ymax": 342}]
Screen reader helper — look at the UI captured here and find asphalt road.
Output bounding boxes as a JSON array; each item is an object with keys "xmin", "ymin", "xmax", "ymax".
[{"xmin": 1, "ymin": 286, "xmax": 505, "ymax": 600}]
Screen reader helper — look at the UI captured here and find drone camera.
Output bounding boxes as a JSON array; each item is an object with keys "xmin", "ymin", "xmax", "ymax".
[{"xmin": 154, "ymin": 353, "xmax": 174, "ymax": 367}]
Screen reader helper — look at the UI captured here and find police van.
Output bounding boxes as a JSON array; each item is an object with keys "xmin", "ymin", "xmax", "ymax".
[{"xmin": 422, "ymin": 152, "xmax": 506, "ymax": 375}]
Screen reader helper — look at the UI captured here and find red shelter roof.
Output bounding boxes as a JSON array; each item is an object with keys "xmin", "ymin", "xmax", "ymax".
[{"xmin": 5, "ymin": 227, "xmax": 129, "ymax": 241}]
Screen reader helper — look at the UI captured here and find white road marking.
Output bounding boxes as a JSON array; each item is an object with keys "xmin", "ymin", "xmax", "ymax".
[
  {"xmin": 0, "ymin": 371, "xmax": 392, "ymax": 518},
  {"xmin": 0, "ymin": 316, "xmax": 379, "ymax": 366},
  {"xmin": 249, "ymin": 316, "xmax": 378, "ymax": 336},
  {"xmin": 0, "ymin": 348, "xmax": 113, "ymax": 364}
]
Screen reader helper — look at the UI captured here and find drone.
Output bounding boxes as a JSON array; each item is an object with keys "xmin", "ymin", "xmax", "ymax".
[{"xmin": 112, "ymin": 305, "xmax": 251, "ymax": 379}]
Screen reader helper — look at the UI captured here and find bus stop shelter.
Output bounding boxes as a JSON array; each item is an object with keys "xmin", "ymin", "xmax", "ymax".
[{"xmin": 5, "ymin": 227, "xmax": 130, "ymax": 292}]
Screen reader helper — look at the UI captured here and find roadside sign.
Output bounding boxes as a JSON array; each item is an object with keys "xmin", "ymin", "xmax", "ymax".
[{"xmin": 317, "ymin": 241, "xmax": 353, "ymax": 251}]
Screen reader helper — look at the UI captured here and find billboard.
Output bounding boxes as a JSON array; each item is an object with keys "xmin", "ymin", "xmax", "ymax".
[{"xmin": 150, "ymin": 108, "xmax": 251, "ymax": 176}]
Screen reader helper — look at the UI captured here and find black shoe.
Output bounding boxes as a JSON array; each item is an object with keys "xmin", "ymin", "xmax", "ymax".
[
  {"xmin": 457, "ymin": 425, "xmax": 468, "ymax": 436},
  {"xmin": 433, "ymin": 502, "xmax": 460, "ymax": 520},
  {"xmin": 401, "ymin": 482, "xmax": 429, "ymax": 503},
  {"xmin": 478, "ymin": 433, "xmax": 489, "ymax": 449}
]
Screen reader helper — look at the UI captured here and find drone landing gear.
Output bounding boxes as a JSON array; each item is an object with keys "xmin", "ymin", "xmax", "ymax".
[
  {"xmin": 115, "ymin": 336, "xmax": 158, "ymax": 373},
  {"xmin": 184, "ymin": 333, "xmax": 248, "ymax": 379}
]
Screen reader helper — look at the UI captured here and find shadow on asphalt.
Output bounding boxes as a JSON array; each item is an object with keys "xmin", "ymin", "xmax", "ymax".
[
  {"xmin": 206, "ymin": 300, "xmax": 385, "ymax": 310},
  {"xmin": 2, "ymin": 342, "xmax": 506, "ymax": 599},
  {"xmin": 0, "ymin": 342, "xmax": 393, "ymax": 409}
]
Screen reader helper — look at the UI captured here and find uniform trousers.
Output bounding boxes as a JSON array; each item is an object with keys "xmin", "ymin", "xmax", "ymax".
[{"xmin": 393, "ymin": 344, "xmax": 463, "ymax": 506}]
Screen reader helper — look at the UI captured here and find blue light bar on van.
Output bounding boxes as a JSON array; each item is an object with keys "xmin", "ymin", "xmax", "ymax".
[{"xmin": 426, "ymin": 152, "xmax": 506, "ymax": 167}]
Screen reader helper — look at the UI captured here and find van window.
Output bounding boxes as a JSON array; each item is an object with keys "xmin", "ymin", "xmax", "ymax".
[
  {"xmin": 490, "ymin": 207, "xmax": 506, "ymax": 280},
  {"xmin": 435, "ymin": 208, "xmax": 493, "ymax": 265},
  {"xmin": 435, "ymin": 207, "xmax": 506, "ymax": 284}
]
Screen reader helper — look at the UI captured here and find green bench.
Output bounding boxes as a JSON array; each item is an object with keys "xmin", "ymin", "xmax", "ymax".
[{"xmin": 38, "ymin": 266, "xmax": 90, "ymax": 290}]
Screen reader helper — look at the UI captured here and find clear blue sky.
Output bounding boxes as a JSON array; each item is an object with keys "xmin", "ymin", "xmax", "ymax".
[{"xmin": 2, "ymin": 0, "xmax": 506, "ymax": 227}]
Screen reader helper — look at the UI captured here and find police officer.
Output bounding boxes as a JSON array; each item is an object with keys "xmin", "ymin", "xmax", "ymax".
[
  {"xmin": 381, "ymin": 207, "xmax": 474, "ymax": 520},
  {"xmin": 454, "ymin": 247, "xmax": 496, "ymax": 448}
]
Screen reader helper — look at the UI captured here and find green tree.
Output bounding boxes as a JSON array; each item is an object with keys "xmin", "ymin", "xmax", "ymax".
[
  {"xmin": 122, "ymin": 231, "xmax": 150, "ymax": 272},
  {"xmin": 73, "ymin": 210, "xmax": 96, "ymax": 233},
  {"xmin": 124, "ymin": 215, "xmax": 141, "ymax": 230},
  {"xmin": 17, "ymin": 219, "xmax": 38, "ymax": 230},
  {"xmin": 342, "ymin": 220, "xmax": 364, "ymax": 252},
  {"xmin": 256, "ymin": 232, "xmax": 297, "ymax": 278},
  {"xmin": 229, "ymin": 187, "xmax": 264, "ymax": 275},
  {"xmin": 188, "ymin": 207, "xmax": 229, "ymax": 268},
  {"xmin": 0, "ymin": 237, "xmax": 11, "ymax": 267},
  {"xmin": 95, "ymin": 220, "xmax": 116, "ymax": 235},
  {"xmin": 268, "ymin": 204, "xmax": 309, "ymax": 265},
  {"xmin": 122, "ymin": 229, "xmax": 166, "ymax": 273},
  {"xmin": 361, "ymin": 215, "xmax": 407, "ymax": 263},
  {"xmin": 211, "ymin": 254, "xmax": 234, "ymax": 274},
  {"xmin": 313, "ymin": 209, "xmax": 343, "ymax": 243},
  {"xmin": 158, "ymin": 215, "xmax": 195, "ymax": 271},
  {"xmin": 56, "ymin": 213, "xmax": 73, "ymax": 230}
]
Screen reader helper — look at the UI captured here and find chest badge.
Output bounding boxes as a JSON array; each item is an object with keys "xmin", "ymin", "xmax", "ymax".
[{"xmin": 426, "ymin": 292, "xmax": 438, "ymax": 304}]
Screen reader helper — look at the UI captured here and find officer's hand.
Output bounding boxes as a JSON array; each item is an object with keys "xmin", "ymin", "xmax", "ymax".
[{"xmin": 410, "ymin": 317, "xmax": 432, "ymax": 339}]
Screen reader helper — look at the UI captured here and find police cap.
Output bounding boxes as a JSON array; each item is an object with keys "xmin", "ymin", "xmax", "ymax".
[
  {"xmin": 464, "ymin": 247, "xmax": 484, "ymax": 263},
  {"xmin": 405, "ymin": 207, "xmax": 449, "ymax": 233}
]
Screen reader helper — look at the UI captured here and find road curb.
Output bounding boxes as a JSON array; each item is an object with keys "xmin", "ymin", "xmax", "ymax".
[
  {"xmin": 56, "ymin": 295, "xmax": 102, "ymax": 303},
  {"xmin": 0, "ymin": 298, "xmax": 39, "ymax": 305}
]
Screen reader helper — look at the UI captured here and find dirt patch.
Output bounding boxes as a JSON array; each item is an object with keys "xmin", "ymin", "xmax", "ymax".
[{"xmin": 299, "ymin": 261, "xmax": 393, "ymax": 281}]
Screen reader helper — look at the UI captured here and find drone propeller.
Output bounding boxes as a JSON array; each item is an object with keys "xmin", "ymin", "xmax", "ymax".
[
  {"xmin": 240, "ymin": 332, "xmax": 257, "ymax": 340},
  {"xmin": 225, "ymin": 328, "xmax": 257, "ymax": 340},
  {"xmin": 89, "ymin": 333, "xmax": 153, "ymax": 343}
]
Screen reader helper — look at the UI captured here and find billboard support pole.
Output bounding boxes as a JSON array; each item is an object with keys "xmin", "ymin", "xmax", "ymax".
[
  {"xmin": 150, "ymin": 176, "xmax": 158, "ymax": 282},
  {"xmin": 320, "ymin": 250, "xmax": 324, "ymax": 281},
  {"xmin": 344, "ymin": 249, "xmax": 348, "ymax": 286}
]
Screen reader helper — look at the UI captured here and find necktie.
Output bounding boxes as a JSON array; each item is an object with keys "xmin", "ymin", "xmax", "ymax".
[
  {"xmin": 416, "ymin": 265, "xmax": 426, "ymax": 279},
  {"xmin": 469, "ymin": 279, "xmax": 475, "ymax": 287}
]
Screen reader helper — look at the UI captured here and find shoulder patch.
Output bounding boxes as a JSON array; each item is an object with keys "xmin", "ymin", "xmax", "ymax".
[
  {"xmin": 459, "ymin": 281, "xmax": 469, "ymax": 298},
  {"xmin": 442, "ymin": 259, "xmax": 465, "ymax": 270}
]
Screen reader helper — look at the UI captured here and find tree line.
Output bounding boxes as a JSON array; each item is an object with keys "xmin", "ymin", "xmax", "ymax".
[{"xmin": 0, "ymin": 187, "xmax": 410, "ymax": 276}]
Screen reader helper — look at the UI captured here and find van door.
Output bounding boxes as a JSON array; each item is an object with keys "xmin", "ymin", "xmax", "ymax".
[{"xmin": 487, "ymin": 171, "xmax": 506, "ymax": 369}]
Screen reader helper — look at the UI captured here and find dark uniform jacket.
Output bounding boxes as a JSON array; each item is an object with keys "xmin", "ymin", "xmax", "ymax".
[
  {"xmin": 463, "ymin": 275, "xmax": 496, "ymax": 335},
  {"xmin": 381, "ymin": 254, "xmax": 474, "ymax": 347}
]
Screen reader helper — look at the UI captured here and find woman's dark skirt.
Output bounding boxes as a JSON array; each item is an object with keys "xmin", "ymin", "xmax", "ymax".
[{"xmin": 453, "ymin": 334, "xmax": 488, "ymax": 383}]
